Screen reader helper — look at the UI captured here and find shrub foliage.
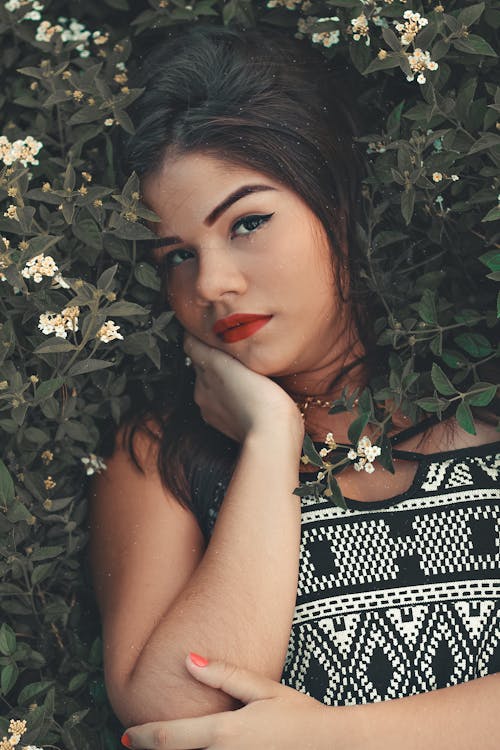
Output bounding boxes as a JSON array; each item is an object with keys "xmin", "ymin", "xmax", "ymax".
[{"xmin": 0, "ymin": 0, "xmax": 498, "ymax": 747}]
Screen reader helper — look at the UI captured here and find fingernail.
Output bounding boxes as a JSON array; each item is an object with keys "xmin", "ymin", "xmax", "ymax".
[
  {"xmin": 189, "ymin": 651, "xmax": 209, "ymax": 667},
  {"xmin": 121, "ymin": 732, "xmax": 132, "ymax": 748}
]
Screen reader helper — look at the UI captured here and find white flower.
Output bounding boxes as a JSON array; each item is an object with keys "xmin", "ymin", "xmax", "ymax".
[
  {"xmin": 316, "ymin": 471, "xmax": 325, "ymax": 481},
  {"xmin": 104, "ymin": 118, "xmax": 114, "ymax": 126},
  {"xmin": 364, "ymin": 445, "xmax": 381, "ymax": 462},
  {"xmin": 451, "ymin": 174, "xmax": 459, "ymax": 181},
  {"xmin": 319, "ymin": 447, "xmax": 330, "ymax": 457},
  {"xmin": 4, "ymin": 204, "xmax": 19, "ymax": 221},
  {"xmin": 36, "ymin": 20, "xmax": 63, "ymax": 42},
  {"xmin": 395, "ymin": 11, "xmax": 429, "ymax": 46},
  {"xmin": 406, "ymin": 48, "xmax": 438, "ymax": 84},
  {"xmin": 433, "ymin": 172, "xmax": 443, "ymax": 182},
  {"xmin": 81, "ymin": 453, "xmax": 107, "ymax": 475},
  {"xmin": 96, "ymin": 320, "xmax": 123, "ymax": 343},
  {"xmin": 350, "ymin": 14, "xmax": 370, "ymax": 44},
  {"xmin": 5, "ymin": 0, "xmax": 22, "ymax": 10},
  {"xmin": 38, "ymin": 305, "xmax": 80, "ymax": 338},
  {"xmin": 22, "ymin": 253, "xmax": 59, "ymax": 282},
  {"xmin": 349, "ymin": 435, "xmax": 381, "ymax": 473},
  {"xmin": 312, "ymin": 29, "xmax": 340, "ymax": 47},
  {"xmin": 0, "ymin": 134, "xmax": 43, "ymax": 167}
]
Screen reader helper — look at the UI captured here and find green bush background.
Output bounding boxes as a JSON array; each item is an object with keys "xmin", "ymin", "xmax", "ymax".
[{"xmin": 0, "ymin": 0, "xmax": 498, "ymax": 747}]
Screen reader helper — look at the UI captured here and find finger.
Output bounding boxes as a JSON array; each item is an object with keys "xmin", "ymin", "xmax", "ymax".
[
  {"xmin": 123, "ymin": 713, "xmax": 223, "ymax": 750},
  {"xmin": 185, "ymin": 653, "xmax": 283, "ymax": 704}
]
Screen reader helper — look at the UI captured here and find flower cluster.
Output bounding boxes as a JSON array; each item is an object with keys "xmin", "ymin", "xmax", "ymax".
[
  {"xmin": 4, "ymin": 0, "xmax": 44, "ymax": 21},
  {"xmin": 319, "ymin": 431, "xmax": 338, "ymax": 457},
  {"xmin": 347, "ymin": 436, "xmax": 381, "ymax": 473},
  {"xmin": 349, "ymin": 13, "xmax": 370, "ymax": 45},
  {"xmin": 96, "ymin": 320, "xmax": 123, "ymax": 343},
  {"xmin": 432, "ymin": 172, "xmax": 459, "ymax": 182},
  {"xmin": 0, "ymin": 135, "xmax": 43, "ymax": 167},
  {"xmin": 394, "ymin": 10, "xmax": 428, "ymax": 46},
  {"xmin": 81, "ymin": 453, "xmax": 107, "ymax": 475},
  {"xmin": 38, "ymin": 306, "xmax": 80, "ymax": 338},
  {"xmin": 0, "ymin": 718, "xmax": 43, "ymax": 750},
  {"xmin": 311, "ymin": 17, "xmax": 340, "ymax": 48},
  {"xmin": 406, "ymin": 48, "xmax": 439, "ymax": 84},
  {"xmin": 21, "ymin": 253, "xmax": 69, "ymax": 288}
]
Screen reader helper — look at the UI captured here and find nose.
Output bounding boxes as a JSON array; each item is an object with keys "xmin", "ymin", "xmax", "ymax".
[{"xmin": 195, "ymin": 245, "xmax": 247, "ymax": 303}]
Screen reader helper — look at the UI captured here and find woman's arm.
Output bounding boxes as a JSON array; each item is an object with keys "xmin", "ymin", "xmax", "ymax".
[
  {"xmin": 121, "ymin": 424, "xmax": 303, "ymax": 725},
  {"xmin": 119, "ymin": 656, "xmax": 500, "ymax": 750},
  {"xmin": 94, "ymin": 334, "xmax": 306, "ymax": 728},
  {"xmin": 332, "ymin": 672, "xmax": 500, "ymax": 750}
]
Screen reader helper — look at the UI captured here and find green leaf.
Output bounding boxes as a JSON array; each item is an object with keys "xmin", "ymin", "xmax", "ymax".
[
  {"xmin": 453, "ymin": 34, "xmax": 497, "ymax": 57},
  {"xmin": 454, "ymin": 333, "xmax": 493, "ymax": 358},
  {"xmin": 347, "ymin": 413, "xmax": 370, "ymax": 445},
  {"xmin": 17, "ymin": 680, "xmax": 54, "ymax": 706},
  {"xmin": 401, "ymin": 188, "xmax": 415, "ymax": 224},
  {"xmin": 468, "ymin": 133, "xmax": 500, "ymax": 155},
  {"xmin": 479, "ymin": 250, "xmax": 500, "ymax": 272},
  {"xmin": 33, "ymin": 377, "xmax": 64, "ymax": 404},
  {"xmin": 0, "ymin": 624, "xmax": 16, "ymax": 656},
  {"xmin": 458, "ymin": 2, "xmax": 485, "ymax": 27},
  {"xmin": 1, "ymin": 663, "xmax": 18, "ymax": 695},
  {"xmin": 417, "ymin": 397, "xmax": 446, "ymax": 413},
  {"xmin": 34, "ymin": 340, "xmax": 77, "ymax": 354},
  {"xmin": 0, "ymin": 460, "xmax": 15, "ymax": 505},
  {"xmin": 456, "ymin": 401, "xmax": 476, "ymax": 435},
  {"xmin": 301, "ymin": 434, "xmax": 323, "ymax": 467},
  {"xmin": 418, "ymin": 289, "xmax": 437, "ymax": 324},
  {"xmin": 376, "ymin": 435, "xmax": 395, "ymax": 475},
  {"xmin": 481, "ymin": 206, "xmax": 500, "ymax": 222},
  {"xmin": 134, "ymin": 262, "xmax": 161, "ymax": 290},
  {"xmin": 327, "ymin": 474, "xmax": 347, "ymax": 511},
  {"xmin": 68, "ymin": 672, "xmax": 88, "ymax": 693},
  {"xmin": 73, "ymin": 218, "xmax": 103, "ymax": 250},
  {"xmin": 105, "ymin": 301, "xmax": 149, "ymax": 317},
  {"xmin": 30, "ymin": 545, "xmax": 65, "ymax": 561},
  {"xmin": 431, "ymin": 363, "xmax": 456, "ymax": 396},
  {"xmin": 97, "ymin": 264, "xmax": 118, "ymax": 291},
  {"xmin": 464, "ymin": 383, "xmax": 497, "ymax": 407},
  {"xmin": 31, "ymin": 562, "xmax": 56, "ymax": 586},
  {"xmin": 68, "ymin": 359, "xmax": 114, "ymax": 376}
]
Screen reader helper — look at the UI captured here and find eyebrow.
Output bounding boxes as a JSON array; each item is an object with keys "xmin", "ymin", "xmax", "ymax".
[{"xmin": 147, "ymin": 184, "xmax": 276, "ymax": 248}]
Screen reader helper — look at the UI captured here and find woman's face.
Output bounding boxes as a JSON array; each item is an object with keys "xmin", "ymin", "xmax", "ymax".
[{"xmin": 142, "ymin": 152, "xmax": 350, "ymax": 379}]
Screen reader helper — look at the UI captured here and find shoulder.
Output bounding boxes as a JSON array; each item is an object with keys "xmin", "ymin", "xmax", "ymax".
[
  {"xmin": 112, "ymin": 416, "xmax": 164, "ymax": 475},
  {"xmin": 396, "ymin": 416, "xmax": 499, "ymax": 456}
]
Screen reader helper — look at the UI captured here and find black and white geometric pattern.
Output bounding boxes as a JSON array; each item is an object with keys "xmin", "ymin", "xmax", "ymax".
[
  {"xmin": 203, "ymin": 442, "xmax": 500, "ymax": 706},
  {"xmin": 281, "ymin": 442, "xmax": 500, "ymax": 705}
]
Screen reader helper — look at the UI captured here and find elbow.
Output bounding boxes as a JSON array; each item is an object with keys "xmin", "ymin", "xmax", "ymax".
[{"xmin": 104, "ymin": 663, "xmax": 240, "ymax": 727}]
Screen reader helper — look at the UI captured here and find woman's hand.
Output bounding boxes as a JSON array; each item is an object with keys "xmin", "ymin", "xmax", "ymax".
[
  {"xmin": 121, "ymin": 653, "xmax": 333, "ymax": 750},
  {"xmin": 184, "ymin": 333, "xmax": 304, "ymax": 448}
]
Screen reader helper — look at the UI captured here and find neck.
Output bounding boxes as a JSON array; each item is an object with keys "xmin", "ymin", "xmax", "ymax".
[{"xmin": 275, "ymin": 344, "xmax": 367, "ymax": 403}]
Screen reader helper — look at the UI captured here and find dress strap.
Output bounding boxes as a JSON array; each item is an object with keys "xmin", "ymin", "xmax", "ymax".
[{"xmin": 389, "ymin": 414, "xmax": 440, "ymax": 447}]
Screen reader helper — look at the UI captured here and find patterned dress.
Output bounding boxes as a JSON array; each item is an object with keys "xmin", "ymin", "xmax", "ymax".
[{"xmin": 203, "ymin": 439, "xmax": 500, "ymax": 705}]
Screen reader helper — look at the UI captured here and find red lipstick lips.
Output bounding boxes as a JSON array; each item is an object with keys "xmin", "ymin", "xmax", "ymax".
[{"xmin": 213, "ymin": 314, "xmax": 272, "ymax": 343}]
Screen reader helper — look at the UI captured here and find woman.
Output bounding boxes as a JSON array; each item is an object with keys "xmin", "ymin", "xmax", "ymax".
[{"xmin": 89, "ymin": 23, "xmax": 500, "ymax": 749}]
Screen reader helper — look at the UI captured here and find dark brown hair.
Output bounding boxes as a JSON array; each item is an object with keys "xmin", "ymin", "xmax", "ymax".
[{"xmin": 121, "ymin": 23, "xmax": 373, "ymax": 537}]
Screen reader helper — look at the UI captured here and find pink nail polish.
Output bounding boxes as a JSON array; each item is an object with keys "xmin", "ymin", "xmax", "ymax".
[{"xmin": 189, "ymin": 651, "xmax": 209, "ymax": 667}]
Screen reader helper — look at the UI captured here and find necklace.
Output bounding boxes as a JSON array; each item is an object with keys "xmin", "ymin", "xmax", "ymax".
[{"xmin": 296, "ymin": 394, "xmax": 359, "ymax": 421}]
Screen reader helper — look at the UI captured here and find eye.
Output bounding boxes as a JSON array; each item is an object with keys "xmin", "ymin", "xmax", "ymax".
[
  {"xmin": 159, "ymin": 248, "xmax": 194, "ymax": 271},
  {"xmin": 231, "ymin": 213, "xmax": 274, "ymax": 237}
]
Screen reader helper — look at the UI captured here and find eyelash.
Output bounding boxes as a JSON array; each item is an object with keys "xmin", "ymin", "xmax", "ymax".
[{"xmin": 159, "ymin": 213, "xmax": 274, "ymax": 272}]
